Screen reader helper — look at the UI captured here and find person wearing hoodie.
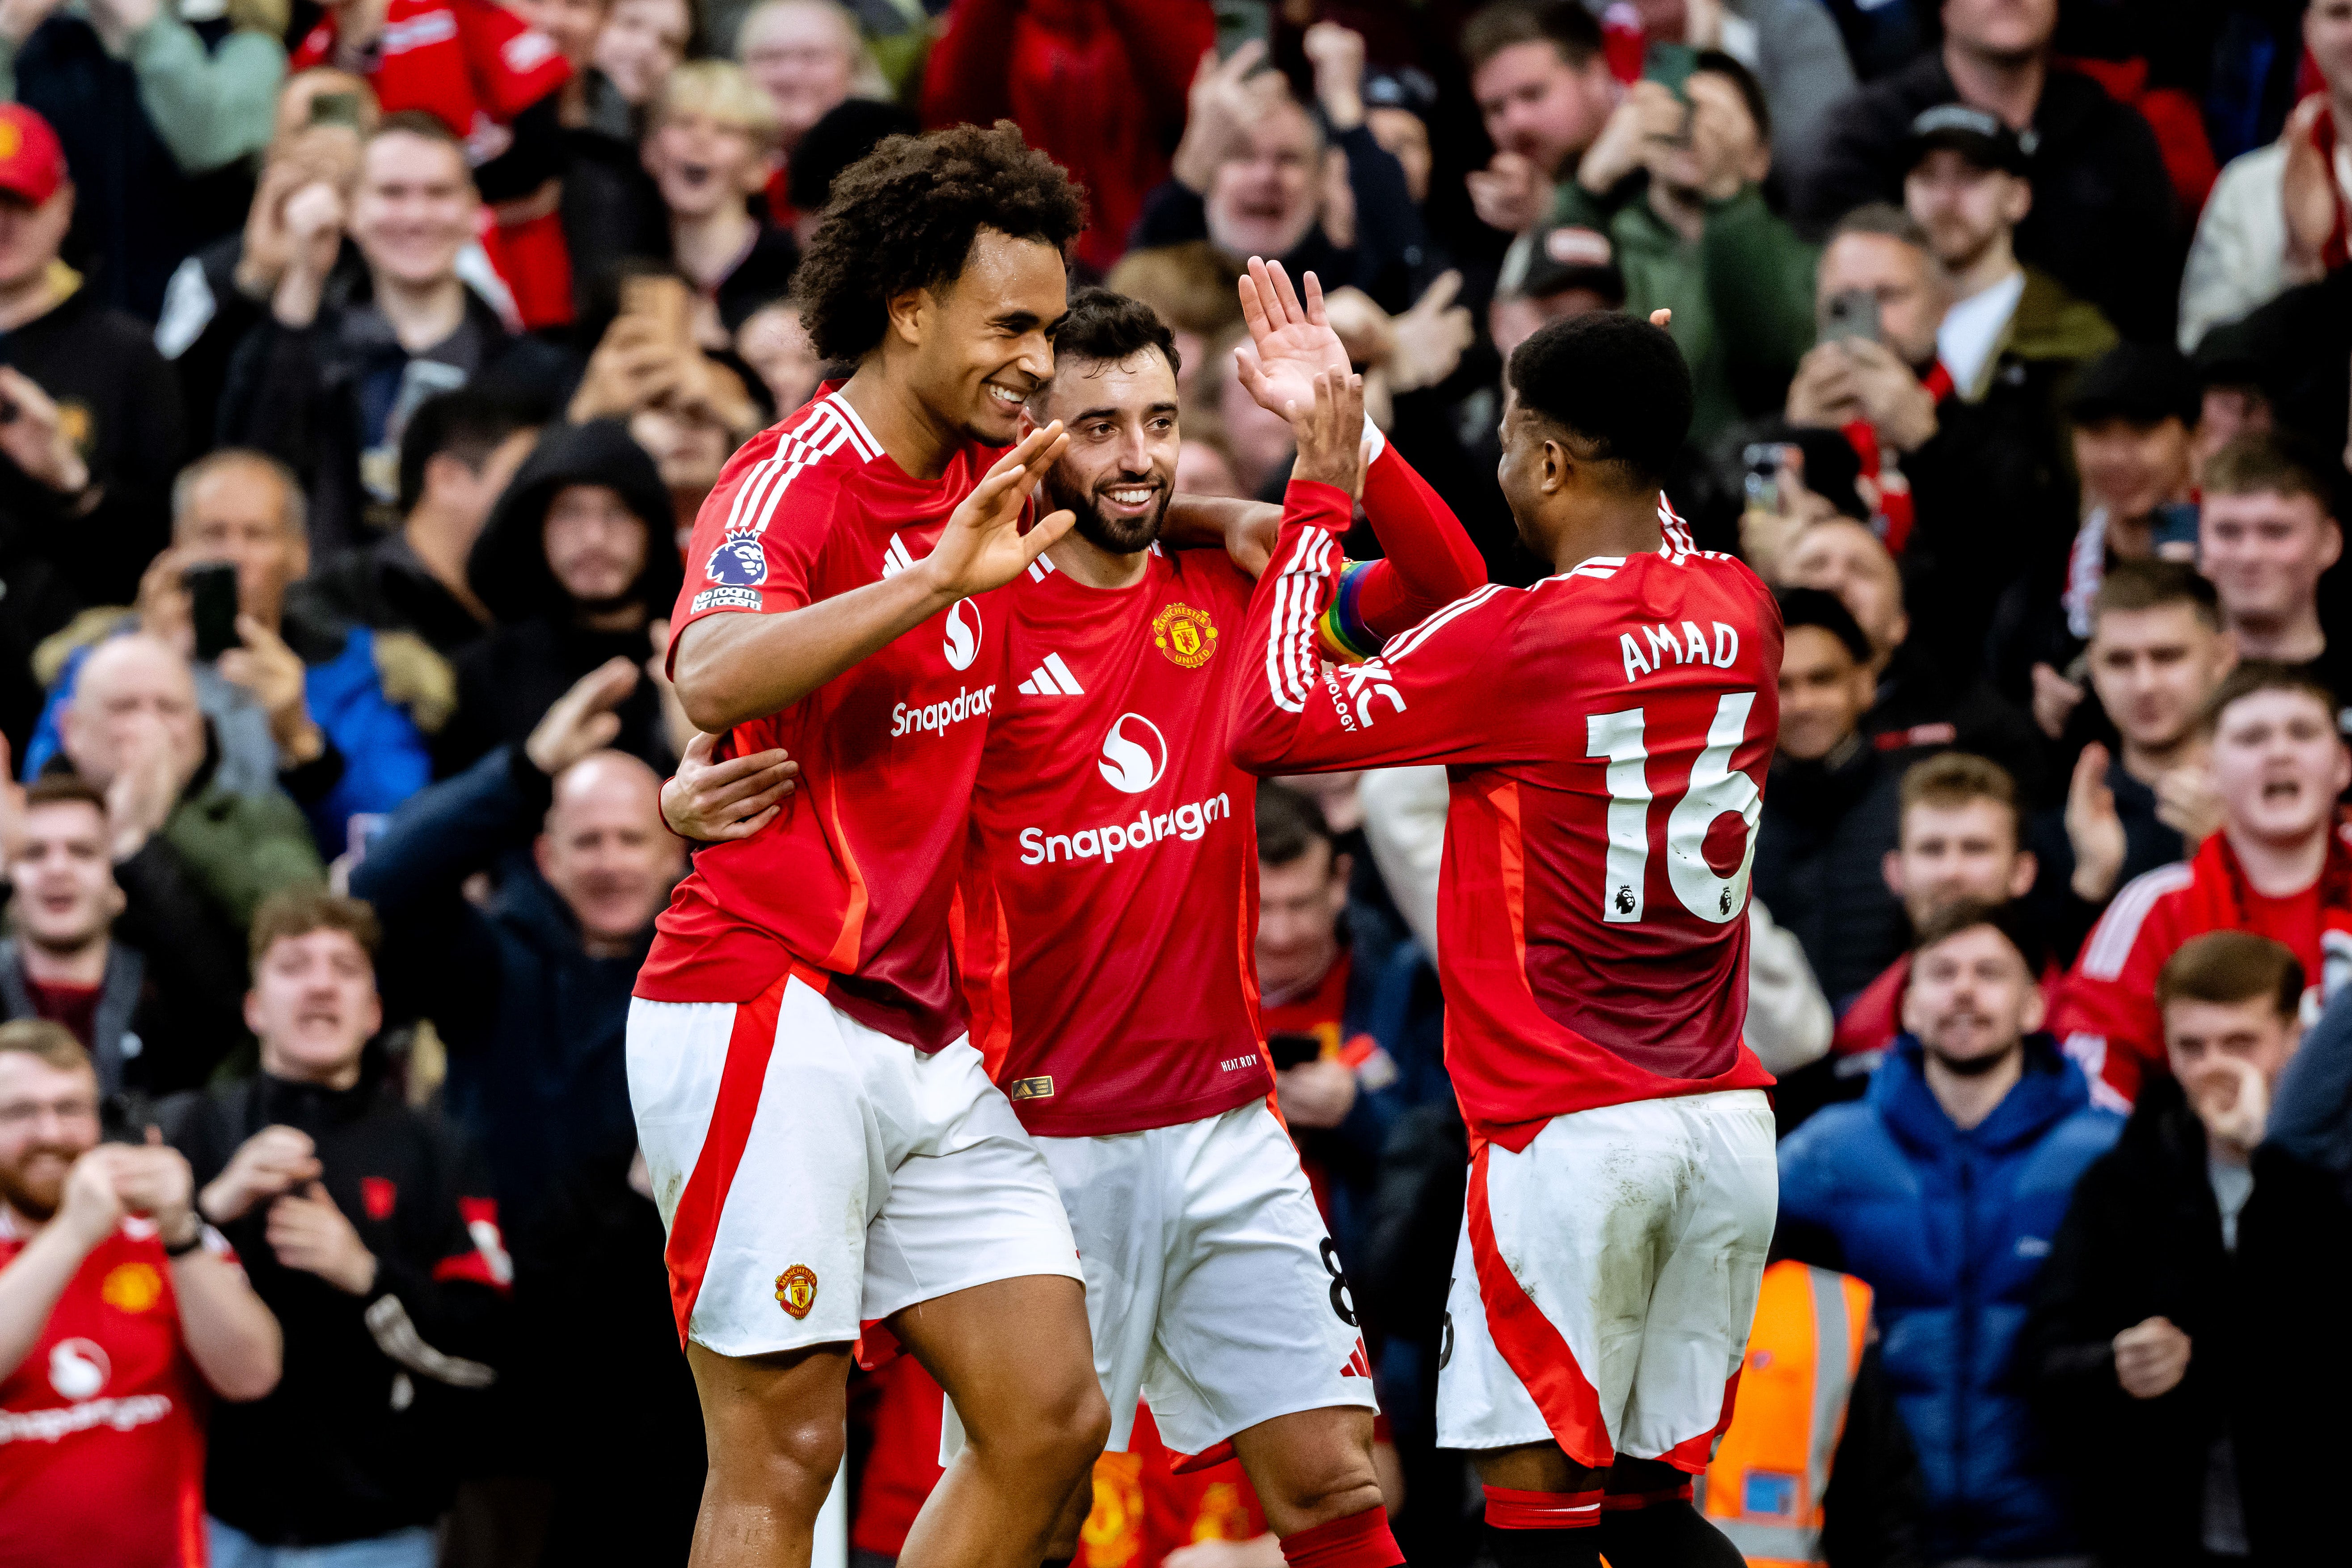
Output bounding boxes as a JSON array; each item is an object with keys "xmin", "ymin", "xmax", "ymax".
[
  {"xmin": 1777, "ymin": 900, "xmax": 2122, "ymax": 1565},
  {"xmin": 433, "ymin": 418, "xmax": 683, "ymax": 776}
]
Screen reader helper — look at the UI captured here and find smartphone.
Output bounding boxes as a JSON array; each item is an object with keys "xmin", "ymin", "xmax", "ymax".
[
  {"xmin": 308, "ymin": 91, "xmax": 363, "ymax": 129},
  {"xmin": 1644, "ymin": 42, "xmax": 1700, "ymax": 147},
  {"xmin": 1742, "ymin": 442, "xmax": 1797, "ymax": 511},
  {"xmin": 1268, "ymin": 1032, "xmax": 1324, "ymax": 1072},
  {"xmin": 2151, "ymin": 500, "xmax": 2201, "ymax": 559},
  {"xmin": 622, "ymin": 273, "xmax": 695, "ymax": 355},
  {"xmin": 1212, "ymin": 0, "xmax": 1270, "ymax": 60},
  {"xmin": 186, "ymin": 562, "xmax": 241, "ymax": 663},
  {"xmin": 1823, "ymin": 289, "xmax": 1881, "ymax": 345}
]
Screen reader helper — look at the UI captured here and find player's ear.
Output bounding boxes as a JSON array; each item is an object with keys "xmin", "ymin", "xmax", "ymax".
[
  {"xmin": 1540, "ymin": 434, "xmax": 1570, "ymax": 496},
  {"xmin": 885, "ymin": 286, "xmax": 928, "ymax": 349}
]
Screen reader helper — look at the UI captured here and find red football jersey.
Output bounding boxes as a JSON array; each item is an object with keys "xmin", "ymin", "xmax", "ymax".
[
  {"xmin": 1230, "ymin": 484, "xmax": 1781, "ymax": 1150},
  {"xmin": 638, "ymin": 386, "xmax": 1012, "ymax": 1051},
  {"xmin": 0, "ymin": 1219, "xmax": 211, "ymax": 1568},
  {"xmin": 292, "ymin": 0, "xmax": 568, "ymax": 163},
  {"xmin": 956, "ymin": 545, "xmax": 1270, "ymax": 1135}
]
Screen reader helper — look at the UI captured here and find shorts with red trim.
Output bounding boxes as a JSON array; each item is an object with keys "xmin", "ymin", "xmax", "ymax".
[
  {"xmin": 1437, "ymin": 1088, "xmax": 1774, "ymax": 1471},
  {"xmin": 627, "ymin": 970, "xmax": 1082, "ymax": 1358}
]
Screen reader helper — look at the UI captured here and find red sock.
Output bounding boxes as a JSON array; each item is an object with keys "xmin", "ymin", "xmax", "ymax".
[
  {"xmin": 1482, "ymin": 1485, "xmax": 1604, "ymax": 1530},
  {"xmin": 1280, "ymin": 1505, "xmax": 1406, "ymax": 1568},
  {"xmin": 1601, "ymin": 1479, "xmax": 1694, "ymax": 1511}
]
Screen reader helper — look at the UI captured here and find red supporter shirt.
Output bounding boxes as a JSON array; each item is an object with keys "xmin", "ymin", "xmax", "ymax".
[
  {"xmin": 957, "ymin": 545, "xmax": 1269, "ymax": 1134},
  {"xmin": 2054, "ymin": 825, "xmax": 2352, "ymax": 1104},
  {"xmin": 1230, "ymin": 488, "xmax": 1780, "ymax": 1150},
  {"xmin": 638, "ymin": 386, "xmax": 1013, "ymax": 1050},
  {"xmin": 292, "ymin": 0, "xmax": 567, "ymax": 162},
  {"xmin": 0, "ymin": 1218, "xmax": 212, "ymax": 1568}
]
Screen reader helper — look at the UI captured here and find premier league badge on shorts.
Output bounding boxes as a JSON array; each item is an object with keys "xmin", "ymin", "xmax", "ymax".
[
  {"xmin": 1151, "ymin": 602, "xmax": 1218, "ymax": 668},
  {"xmin": 774, "ymin": 1264, "xmax": 819, "ymax": 1319},
  {"xmin": 707, "ymin": 536, "xmax": 769, "ymax": 587}
]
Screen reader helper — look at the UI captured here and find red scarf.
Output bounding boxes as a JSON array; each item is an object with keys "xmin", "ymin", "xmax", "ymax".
[{"xmin": 1841, "ymin": 361, "xmax": 1952, "ymax": 557}]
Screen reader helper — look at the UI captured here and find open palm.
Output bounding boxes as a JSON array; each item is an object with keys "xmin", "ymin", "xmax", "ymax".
[{"xmin": 1236, "ymin": 257, "xmax": 1351, "ymax": 419}]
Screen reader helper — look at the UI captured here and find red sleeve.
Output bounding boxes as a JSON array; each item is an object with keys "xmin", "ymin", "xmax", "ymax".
[
  {"xmin": 1098, "ymin": 0, "xmax": 1218, "ymax": 132},
  {"xmin": 2053, "ymin": 868, "xmax": 2190, "ymax": 1107},
  {"xmin": 918, "ymin": 0, "xmax": 1019, "ymax": 127},
  {"xmin": 1348, "ymin": 440, "xmax": 1488, "ymax": 642},
  {"xmin": 1229, "ymin": 480, "xmax": 1520, "ymax": 775},
  {"xmin": 666, "ymin": 430, "xmax": 839, "ymax": 671},
  {"xmin": 460, "ymin": 0, "xmax": 570, "ymax": 121}
]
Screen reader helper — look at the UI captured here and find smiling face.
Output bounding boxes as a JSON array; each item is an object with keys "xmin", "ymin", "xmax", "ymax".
[
  {"xmin": 59, "ymin": 637, "xmax": 205, "ymax": 795},
  {"xmin": 0, "ymin": 1049, "xmax": 99, "ymax": 1222},
  {"xmin": 2200, "ymin": 488, "xmax": 2343, "ymax": 630},
  {"xmin": 350, "ymin": 130, "xmax": 475, "ymax": 291},
  {"xmin": 1032, "ymin": 347, "xmax": 1181, "ymax": 554},
  {"xmin": 1782, "ymin": 520, "xmax": 1908, "ymax": 661},
  {"xmin": 2087, "ymin": 602, "xmax": 2234, "ymax": 755},
  {"xmin": 595, "ymin": 0, "xmax": 691, "ymax": 105},
  {"xmin": 1473, "ymin": 40, "xmax": 1614, "ymax": 175},
  {"xmin": 1775, "ymin": 624, "xmax": 1875, "ymax": 763},
  {"xmin": 1204, "ymin": 98, "xmax": 1322, "ymax": 261},
  {"xmin": 1903, "ymin": 922, "xmax": 2042, "ymax": 1070},
  {"xmin": 898, "ymin": 227, "xmax": 1068, "ymax": 447},
  {"xmin": 247, "ymin": 928, "xmax": 382, "ymax": 1088},
  {"xmin": 535, "ymin": 754, "xmax": 681, "ymax": 950},
  {"xmin": 2073, "ymin": 416, "xmax": 2193, "ymax": 526},
  {"xmin": 5, "ymin": 800, "xmax": 120, "ymax": 956},
  {"xmin": 738, "ymin": 0, "xmax": 858, "ymax": 148},
  {"xmin": 2212, "ymin": 685, "xmax": 2351, "ymax": 849},
  {"xmin": 515, "ymin": 0, "xmax": 607, "ymax": 71},
  {"xmin": 1941, "ymin": 0, "xmax": 2056, "ymax": 63}
]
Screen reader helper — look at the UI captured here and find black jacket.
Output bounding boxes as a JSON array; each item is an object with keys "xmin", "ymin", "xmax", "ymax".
[
  {"xmin": 295, "ymin": 531, "xmax": 491, "ymax": 664},
  {"xmin": 348, "ymin": 745, "xmax": 652, "ymax": 1242},
  {"xmin": 2018, "ymin": 1075, "xmax": 2350, "ymax": 1565},
  {"xmin": 437, "ymin": 419, "xmax": 682, "ymax": 774},
  {"xmin": 1754, "ymin": 737, "xmax": 1907, "ymax": 1006},
  {"xmin": 0, "ymin": 835, "xmax": 246, "ymax": 1115},
  {"xmin": 1785, "ymin": 52, "xmax": 2181, "ymax": 342},
  {"xmin": 218, "ymin": 279, "xmax": 574, "ymax": 557},
  {"xmin": 162, "ymin": 1065, "xmax": 508, "ymax": 1546}
]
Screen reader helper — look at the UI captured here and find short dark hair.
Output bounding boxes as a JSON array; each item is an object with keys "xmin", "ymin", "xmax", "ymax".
[
  {"xmin": 1052, "ymin": 288, "xmax": 1181, "ymax": 380},
  {"xmin": 1899, "ymin": 752, "xmax": 2018, "ymax": 840},
  {"xmin": 249, "ymin": 888, "xmax": 381, "ymax": 973},
  {"xmin": 1461, "ymin": 0, "xmax": 1602, "ymax": 72},
  {"xmin": 1256, "ymin": 781, "xmax": 1334, "ymax": 871},
  {"xmin": 794, "ymin": 120, "xmax": 1087, "ymax": 364},
  {"xmin": 1828, "ymin": 202, "xmax": 1931, "ymax": 251},
  {"xmin": 2158, "ymin": 930, "xmax": 2303, "ymax": 1020},
  {"xmin": 2202, "ymin": 659, "xmax": 2339, "ymax": 735},
  {"xmin": 1693, "ymin": 49, "xmax": 1770, "ymax": 143},
  {"xmin": 1776, "ymin": 586, "xmax": 1873, "ymax": 667},
  {"xmin": 369, "ymin": 109, "xmax": 471, "ymax": 169},
  {"xmin": 1506, "ymin": 312, "xmax": 1692, "ymax": 491},
  {"xmin": 2201, "ymin": 430, "xmax": 2335, "ymax": 512},
  {"xmin": 20, "ymin": 773, "xmax": 107, "ymax": 818},
  {"xmin": 2090, "ymin": 557, "xmax": 2221, "ymax": 632},
  {"xmin": 1909, "ymin": 896, "xmax": 2038, "ymax": 971},
  {"xmin": 398, "ymin": 389, "xmax": 536, "ymax": 516}
]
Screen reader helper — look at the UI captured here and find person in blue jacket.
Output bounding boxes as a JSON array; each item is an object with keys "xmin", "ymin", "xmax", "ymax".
[{"xmin": 1778, "ymin": 898, "xmax": 2121, "ymax": 1564}]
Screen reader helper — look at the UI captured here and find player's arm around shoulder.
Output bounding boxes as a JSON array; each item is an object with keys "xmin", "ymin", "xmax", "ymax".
[{"xmin": 672, "ymin": 425, "xmax": 1075, "ymax": 732}]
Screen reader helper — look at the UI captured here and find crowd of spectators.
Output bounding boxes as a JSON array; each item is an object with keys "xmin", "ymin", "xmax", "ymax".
[{"xmin": 4, "ymin": 0, "xmax": 2352, "ymax": 1564}]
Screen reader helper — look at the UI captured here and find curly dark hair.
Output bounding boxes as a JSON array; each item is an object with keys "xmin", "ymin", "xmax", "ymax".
[
  {"xmin": 796, "ymin": 120, "xmax": 1088, "ymax": 364},
  {"xmin": 1056, "ymin": 287, "xmax": 1181, "ymax": 379}
]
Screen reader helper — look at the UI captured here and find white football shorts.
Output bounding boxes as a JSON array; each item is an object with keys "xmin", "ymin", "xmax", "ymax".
[
  {"xmin": 1437, "ymin": 1088, "xmax": 1776, "ymax": 1471},
  {"xmin": 1022, "ymin": 1100, "xmax": 1379, "ymax": 1458},
  {"xmin": 627, "ymin": 969, "xmax": 1082, "ymax": 1358}
]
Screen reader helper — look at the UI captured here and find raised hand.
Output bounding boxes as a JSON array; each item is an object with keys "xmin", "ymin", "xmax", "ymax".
[
  {"xmin": 2065, "ymin": 741, "xmax": 2126, "ymax": 903},
  {"xmin": 525, "ymin": 656, "xmax": 639, "ymax": 777},
  {"xmin": 1288, "ymin": 369, "xmax": 1368, "ymax": 499},
  {"xmin": 922, "ymin": 423, "xmax": 1074, "ymax": 601},
  {"xmin": 266, "ymin": 1182, "xmax": 376, "ymax": 1296},
  {"xmin": 200, "ymin": 1125, "xmax": 322, "ymax": 1225},
  {"xmin": 1236, "ymin": 258, "xmax": 1351, "ymax": 423}
]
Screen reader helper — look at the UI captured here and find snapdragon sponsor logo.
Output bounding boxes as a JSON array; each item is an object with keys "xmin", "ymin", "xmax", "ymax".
[
  {"xmin": 891, "ymin": 684, "xmax": 996, "ymax": 738},
  {"xmin": 1019, "ymin": 793, "xmax": 1231, "ymax": 866},
  {"xmin": 0, "ymin": 1395, "xmax": 172, "ymax": 1445}
]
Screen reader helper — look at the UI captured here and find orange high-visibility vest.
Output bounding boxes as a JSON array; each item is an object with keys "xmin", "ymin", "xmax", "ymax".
[{"xmin": 1698, "ymin": 1260, "xmax": 1873, "ymax": 1568}]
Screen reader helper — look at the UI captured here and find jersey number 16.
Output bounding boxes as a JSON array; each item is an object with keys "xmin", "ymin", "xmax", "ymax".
[{"xmin": 1585, "ymin": 691, "xmax": 1762, "ymax": 927}]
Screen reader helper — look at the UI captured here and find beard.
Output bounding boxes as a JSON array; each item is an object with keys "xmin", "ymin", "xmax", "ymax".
[
  {"xmin": 0, "ymin": 1154, "xmax": 70, "ymax": 1222},
  {"xmin": 1923, "ymin": 1029, "xmax": 2019, "ymax": 1076},
  {"xmin": 1046, "ymin": 468, "xmax": 1168, "ymax": 555}
]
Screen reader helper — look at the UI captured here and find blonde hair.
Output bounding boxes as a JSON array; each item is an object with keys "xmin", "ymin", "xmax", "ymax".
[
  {"xmin": 659, "ymin": 59, "xmax": 785, "ymax": 151},
  {"xmin": 0, "ymin": 1019, "xmax": 92, "ymax": 1076}
]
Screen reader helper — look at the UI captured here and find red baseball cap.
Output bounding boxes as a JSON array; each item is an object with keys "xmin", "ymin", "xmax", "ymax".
[{"xmin": 0, "ymin": 105, "xmax": 67, "ymax": 207}]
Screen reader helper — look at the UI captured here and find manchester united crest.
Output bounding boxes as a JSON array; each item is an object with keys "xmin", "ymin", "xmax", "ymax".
[
  {"xmin": 775, "ymin": 1264, "xmax": 819, "ymax": 1319},
  {"xmin": 1151, "ymin": 602, "xmax": 1218, "ymax": 668}
]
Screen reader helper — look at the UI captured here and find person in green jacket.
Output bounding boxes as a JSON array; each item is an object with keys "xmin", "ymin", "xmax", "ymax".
[
  {"xmin": 53, "ymin": 632, "xmax": 322, "ymax": 935},
  {"xmin": 1516, "ymin": 49, "xmax": 1817, "ymax": 449}
]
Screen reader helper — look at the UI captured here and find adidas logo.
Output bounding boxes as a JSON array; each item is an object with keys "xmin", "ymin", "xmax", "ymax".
[
  {"xmin": 880, "ymin": 533, "xmax": 917, "ymax": 579},
  {"xmin": 1340, "ymin": 1341, "xmax": 1372, "ymax": 1378},
  {"xmin": 1017, "ymin": 654, "xmax": 1084, "ymax": 697}
]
